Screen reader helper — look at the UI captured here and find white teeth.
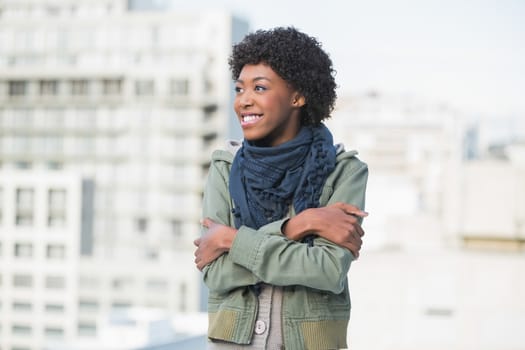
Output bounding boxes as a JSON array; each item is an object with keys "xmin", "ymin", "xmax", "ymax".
[{"xmin": 243, "ymin": 115, "xmax": 261, "ymax": 122}]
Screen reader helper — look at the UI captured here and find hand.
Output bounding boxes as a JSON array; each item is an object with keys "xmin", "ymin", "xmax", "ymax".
[
  {"xmin": 284, "ymin": 202, "xmax": 368, "ymax": 258},
  {"xmin": 193, "ymin": 218, "xmax": 237, "ymax": 271},
  {"xmin": 313, "ymin": 202, "xmax": 367, "ymax": 257}
]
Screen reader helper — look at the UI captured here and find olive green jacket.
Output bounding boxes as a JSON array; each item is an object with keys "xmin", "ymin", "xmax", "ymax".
[{"xmin": 201, "ymin": 145, "xmax": 368, "ymax": 350}]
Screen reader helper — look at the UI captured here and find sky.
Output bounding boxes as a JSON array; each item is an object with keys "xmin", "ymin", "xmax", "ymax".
[{"xmin": 173, "ymin": 0, "xmax": 525, "ymax": 118}]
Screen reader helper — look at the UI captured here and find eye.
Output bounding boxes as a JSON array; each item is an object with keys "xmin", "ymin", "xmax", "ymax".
[
  {"xmin": 255, "ymin": 85, "xmax": 267, "ymax": 92},
  {"xmin": 234, "ymin": 86, "xmax": 243, "ymax": 93}
]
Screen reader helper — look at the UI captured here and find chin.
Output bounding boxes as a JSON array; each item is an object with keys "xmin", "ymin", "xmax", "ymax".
[{"xmin": 242, "ymin": 131, "xmax": 264, "ymax": 142}]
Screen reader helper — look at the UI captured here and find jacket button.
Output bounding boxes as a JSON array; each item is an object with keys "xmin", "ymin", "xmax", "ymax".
[{"xmin": 254, "ymin": 320, "xmax": 266, "ymax": 335}]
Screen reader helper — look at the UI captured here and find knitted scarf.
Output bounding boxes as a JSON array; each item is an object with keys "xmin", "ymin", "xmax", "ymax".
[{"xmin": 229, "ymin": 124, "xmax": 336, "ymax": 230}]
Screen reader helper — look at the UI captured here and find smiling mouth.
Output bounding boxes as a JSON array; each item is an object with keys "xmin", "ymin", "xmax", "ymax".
[{"xmin": 241, "ymin": 114, "xmax": 263, "ymax": 125}]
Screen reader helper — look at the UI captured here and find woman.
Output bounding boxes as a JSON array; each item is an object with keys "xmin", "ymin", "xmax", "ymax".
[{"xmin": 194, "ymin": 27, "xmax": 368, "ymax": 349}]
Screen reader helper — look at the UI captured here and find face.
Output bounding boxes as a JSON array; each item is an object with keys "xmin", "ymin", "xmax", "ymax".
[{"xmin": 234, "ymin": 63, "xmax": 305, "ymax": 147}]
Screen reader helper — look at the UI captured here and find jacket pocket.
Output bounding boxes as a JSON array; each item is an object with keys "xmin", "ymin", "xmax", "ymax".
[
  {"xmin": 306, "ymin": 284, "xmax": 351, "ymax": 317},
  {"xmin": 207, "ymin": 289, "xmax": 258, "ymax": 344}
]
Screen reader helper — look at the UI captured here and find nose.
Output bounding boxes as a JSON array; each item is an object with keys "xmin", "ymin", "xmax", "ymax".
[{"xmin": 238, "ymin": 90, "xmax": 254, "ymax": 108}]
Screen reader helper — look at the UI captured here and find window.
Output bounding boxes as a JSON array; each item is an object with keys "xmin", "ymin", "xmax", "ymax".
[
  {"xmin": 74, "ymin": 107, "xmax": 96, "ymax": 128},
  {"xmin": 102, "ymin": 79, "xmax": 122, "ymax": 95},
  {"xmin": 146, "ymin": 299, "xmax": 167, "ymax": 309},
  {"xmin": 45, "ymin": 303, "xmax": 64, "ymax": 313},
  {"xmin": 39, "ymin": 80, "xmax": 59, "ymax": 95},
  {"xmin": 15, "ymin": 161, "xmax": 32, "ymax": 170},
  {"xmin": 146, "ymin": 249, "xmax": 158, "ymax": 260},
  {"xmin": 45, "ymin": 327, "xmax": 64, "ymax": 338},
  {"xmin": 136, "ymin": 217, "xmax": 147, "ymax": 233},
  {"xmin": 12, "ymin": 324, "xmax": 32, "ymax": 335},
  {"xmin": 45, "ymin": 275, "xmax": 66, "ymax": 289},
  {"xmin": 79, "ymin": 276, "xmax": 100, "ymax": 289},
  {"xmin": 14, "ymin": 243, "xmax": 33, "ymax": 258},
  {"xmin": 0, "ymin": 187, "xmax": 3, "ymax": 224},
  {"xmin": 48, "ymin": 161, "xmax": 63, "ymax": 170},
  {"xmin": 46, "ymin": 244, "xmax": 65, "ymax": 259},
  {"xmin": 204, "ymin": 78, "xmax": 214, "ymax": 94},
  {"xmin": 179, "ymin": 282, "xmax": 187, "ymax": 312},
  {"xmin": 46, "ymin": 5, "xmax": 60, "ymax": 16},
  {"xmin": 146, "ymin": 278, "xmax": 168, "ymax": 291},
  {"xmin": 49, "ymin": 189, "xmax": 66, "ymax": 210},
  {"xmin": 78, "ymin": 322, "xmax": 97, "ymax": 336},
  {"xmin": 170, "ymin": 79, "xmax": 189, "ymax": 96},
  {"xmin": 12, "ymin": 301, "xmax": 32, "ymax": 312},
  {"xmin": 8, "ymin": 80, "xmax": 27, "ymax": 96},
  {"xmin": 71, "ymin": 79, "xmax": 89, "ymax": 95},
  {"xmin": 11, "ymin": 108, "xmax": 33, "ymax": 127},
  {"xmin": 7, "ymin": 55, "xmax": 17, "ymax": 66},
  {"xmin": 13, "ymin": 274, "xmax": 33, "ymax": 288},
  {"xmin": 203, "ymin": 132, "xmax": 217, "ymax": 148},
  {"xmin": 203, "ymin": 104, "xmax": 217, "ymax": 120},
  {"xmin": 111, "ymin": 277, "xmax": 133, "ymax": 291},
  {"xmin": 41, "ymin": 135, "xmax": 64, "ymax": 155},
  {"xmin": 111, "ymin": 301, "xmax": 132, "ymax": 310},
  {"xmin": 42, "ymin": 107, "xmax": 64, "ymax": 128},
  {"xmin": 48, "ymin": 189, "xmax": 66, "ymax": 227},
  {"xmin": 171, "ymin": 219, "xmax": 182, "ymax": 237},
  {"xmin": 15, "ymin": 188, "xmax": 34, "ymax": 226},
  {"xmin": 13, "ymin": 137, "xmax": 32, "ymax": 154},
  {"xmin": 79, "ymin": 299, "xmax": 99, "ymax": 311},
  {"xmin": 135, "ymin": 79, "xmax": 154, "ymax": 96}
]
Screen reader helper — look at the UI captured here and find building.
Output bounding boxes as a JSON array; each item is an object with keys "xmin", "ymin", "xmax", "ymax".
[
  {"xmin": 327, "ymin": 92, "xmax": 465, "ymax": 249},
  {"xmin": 47, "ymin": 308, "xmax": 208, "ymax": 350},
  {"xmin": 457, "ymin": 141, "xmax": 525, "ymax": 250},
  {"xmin": 0, "ymin": 171, "xmax": 93, "ymax": 349},
  {"xmin": 0, "ymin": 0, "xmax": 248, "ymax": 349},
  {"xmin": 328, "ymin": 92, "xmax": 525, "ymax": 349}
]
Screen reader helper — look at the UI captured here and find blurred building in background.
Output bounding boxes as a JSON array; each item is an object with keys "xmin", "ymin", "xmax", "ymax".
[
  {"xmin": 328, "ymin": 92, "xmax": 465, "ymax": 250},
  {"xmin": 328, "ymin": 92, "xmax": 525, "ymax": 350},
  {"xmin": 0, "ymin": 0, "xmax": 247, "ymax": 349},
  {"xmin": 329, "ymin": 91, "xmax": 525, "ymax": 252}
]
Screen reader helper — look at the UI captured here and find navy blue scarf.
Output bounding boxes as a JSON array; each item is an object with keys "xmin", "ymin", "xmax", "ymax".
[{"xmin": 229, "ymin": 124, "xmax": 336, "ymax": 230}]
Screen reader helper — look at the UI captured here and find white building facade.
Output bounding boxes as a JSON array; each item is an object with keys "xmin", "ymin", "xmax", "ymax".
[
  {"xmin": 327, "ymin": 92, "xmax": 465, "ymax": 250},
  {"xmin": 0, "ymin": 171, "xmax": 91, "ymax": 349},
  {"xmin": 0, "ymin": 0, "xmax": 248, "ymax": 349},
  {"xmin": 327, "ymin": 92, "xmax": 525, "ymax": 350}
]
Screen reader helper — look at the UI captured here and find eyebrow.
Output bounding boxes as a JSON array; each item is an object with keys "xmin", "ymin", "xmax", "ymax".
[{"xmin": 235, "ymin": 76, "xmax": 271, "ymax": 84}]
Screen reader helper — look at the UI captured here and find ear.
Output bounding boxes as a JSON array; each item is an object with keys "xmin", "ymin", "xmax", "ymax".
[{"xmin": 292, "ymin": 93, "xmax": 306, "ymax": 107}]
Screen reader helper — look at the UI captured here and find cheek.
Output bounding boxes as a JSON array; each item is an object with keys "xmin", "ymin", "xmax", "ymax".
[{"xmin": 233, "ymin": 98, "xmax": 240, "ymax": 113}]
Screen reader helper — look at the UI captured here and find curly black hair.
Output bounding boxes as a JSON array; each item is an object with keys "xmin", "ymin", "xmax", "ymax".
[{"xmin": 228, "ymin": 27, "xmax": 337, "ymax": 126}]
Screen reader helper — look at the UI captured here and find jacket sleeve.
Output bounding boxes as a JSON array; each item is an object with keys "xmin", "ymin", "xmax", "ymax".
[
  {"xmin": 202, "ymin": 152, "xmax": 368, "ymax": 295},
  {"xmin": 229, "ymin": 156, "xmax": 368, "ymax": 294},
  {"xmin": 200, "ymin": 156, "xmax": 261, "ymax": 294}
]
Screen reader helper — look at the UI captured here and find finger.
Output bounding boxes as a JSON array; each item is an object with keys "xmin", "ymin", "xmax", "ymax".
[
  {"xmin": 197, "ymin": 260, "xmax": 207, "ymax": 271},
  {"xmin": 341, "ymin": 204, "xmax": 369, "ymax": 217},
  {"xmin": 346, "ymin": 230, "xmax": 362, "ymax": 248},
  {"xmin": 202, "ymin": 217, "xmax": 214, "ymax": 228},
  {"xmin": 333, "ymin": 202, "xmax": 346, "ymax": 209},
  {"xmin": 355, "ymin": 224, "xmax": 365, "ymax": 237},
  {"xmin": 352, "ymin": 232, "xmax": 362, "ymax": 246}
]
